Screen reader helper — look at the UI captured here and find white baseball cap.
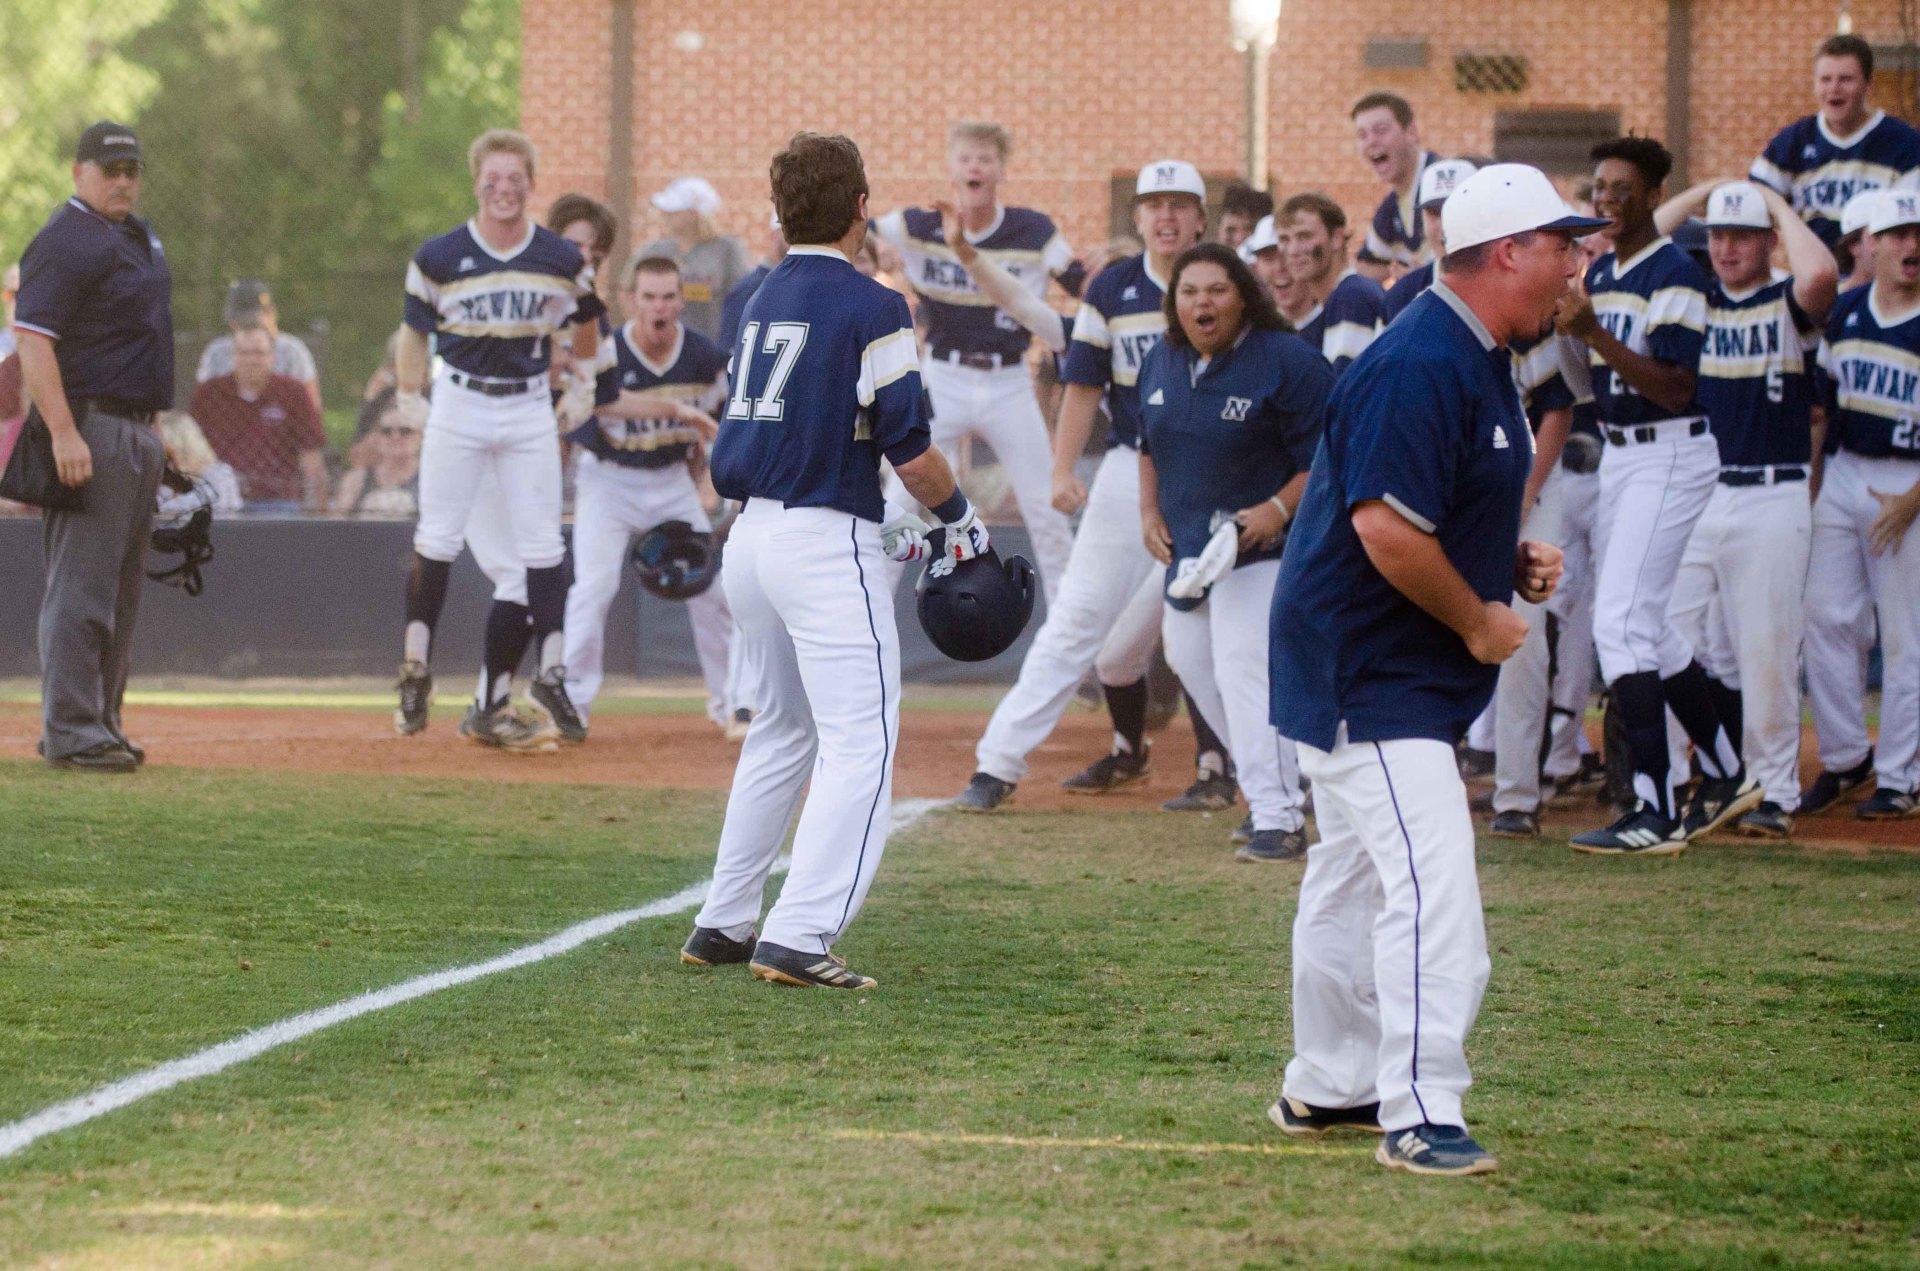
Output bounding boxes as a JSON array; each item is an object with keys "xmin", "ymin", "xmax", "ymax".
[
  {"xmin": 1135, "ymin": 159, "xmax": 1207, "ymax": 203},
  {"xmin": 1442, "ymin": 163, "xmax": 1610, "ymax": 254},
  {"xmin": 1840, "ymin": 189, "xmax": 1891, "ymax": 240},
  {"xmin": 1417, "ymin": 159, "xmax": 1479, "ymax": 211},
  {"xmin": 1869, "ymin": 188, "xmax": 1920, "ymax": 236},
  {"xmin": 1238, "ymin": 214, "xmax": 1279, "ymax": 263},
  {"xmin": 1703, "ymin": 181, "xmax": 1772, "ymax": 230},
  {"xmin": 652, "ymin": 176, "xmax": 721, "ymax": 216}
]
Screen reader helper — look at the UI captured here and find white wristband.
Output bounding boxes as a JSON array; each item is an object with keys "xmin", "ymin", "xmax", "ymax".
[{"xmin": 1269, "ymin": 494, "xmax": 1292, "ymax": 525}]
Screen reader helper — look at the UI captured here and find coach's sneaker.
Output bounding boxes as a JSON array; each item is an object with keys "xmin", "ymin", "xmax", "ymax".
[
  {"xmin": 395, "ymin": 659, "xmax": 433, "ymax": 735},
  {"xmin": 459, "ymin": 702, "xmax": 560, "ymax": 754},
  {"xmin": 1376, "ymin": 1123, "xmax": 1499, "ymax": 1176},
  {"xmin": 1062, "ymin": 742, "xmax": 1151, "ymax": 794},
  {"xmin": 1162, "ymin": 769, "xmax": 1238, "ymax": 812},
  {"xmin": 1230, "ymin": 815, "xmax": 1255, "ymax": 847},
  {"xmin": 1735, "ymin": 801, "xmax": 1793, "ymax": 839},
  {"xmin": 749, "ymin": 942, "xmax": 877, "ymax": 990},
  {"xmin": 1267, "ymin": 1095, "xmax": 1384, "ymax": 1137},
  {"xmin": 723, "ymin": 707, "xmax": 754, "ymax": 742},
  {"xmin": 951, "ymin": 772, "xmax": 1015, "ymax": 812},
  {"xmin": 1857, "ymin": 787, "xmax": 1919, "ymax": 820},
  {"xmin": 1682, "ymin": 771, "xmax": 1763, "ymax": 840},
  {"xmin": 1488, "ymin": 809, "xmax": 1539, "ymax": 839},
  {"xmin": 680, "ymin": 925, "xmax": 757, "ymax": 967},
  {"xmin": 527, "ymin": 667, "xmax": 588, "ymax": 744},
  {"xmin": 1236, "ymin": 828, "xmax": 1307, "ymax": 862},
  {"xmin": 1798, "ymin": 752, "xmax": 1875, "ymax": 815},
  {"xmin": 1570, "ymin": 804, "xmax": 1687, "ymax": 856}
]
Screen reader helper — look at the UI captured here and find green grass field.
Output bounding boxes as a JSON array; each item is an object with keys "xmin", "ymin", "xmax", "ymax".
[{"xmin": 1, "ymin": 759, "xmax": 1916, "ymax": 1268}]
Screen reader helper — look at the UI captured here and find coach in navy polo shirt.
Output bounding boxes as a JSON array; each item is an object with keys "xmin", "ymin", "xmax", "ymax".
[
  {"xmin": 1266, "ymin": 165, "xmax": 1600, "ymax": 1177},
  {"xmin": 14, "ymin": 122, "xmax": 174, "ymax": 773}
]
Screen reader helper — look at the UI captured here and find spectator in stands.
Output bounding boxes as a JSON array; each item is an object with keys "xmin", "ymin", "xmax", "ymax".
[
  {"xmin": 1216, "ymin": 181, "xmax": 1274, "ymax": 251},
  {"xmin": 189, "ymin": 324, "xmax": 328, "ymax": 514},
  {"xmin": 157, "ymin": 411, "xmax": 243, "ymax": 515},
  {"xmin": 197, "ymin": 278, "xmax": 322, "ymax": 412},
  {"xmin": 640, "ymin": 177, "xmax": 749, "ymax": 342},
  {"xmin": 363, "ymin": 327, "xmax": 401, "ymax": 405},
  {"xmin": 719, "ymin": 211, "xmax": 787, "ymax": 354},
  {"xmin": 331, "ymin": 392, "xmax": 423, "ymax": 519}
]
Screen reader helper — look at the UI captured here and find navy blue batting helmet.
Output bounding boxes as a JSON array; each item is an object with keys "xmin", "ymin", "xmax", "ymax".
[
  {"xmin": 916, "ymin": 531, "xmax": 1036, "ymax": 662},
  {"xmin": 628, "ymin": 520, "xmax": 718, "ymax": 600}
]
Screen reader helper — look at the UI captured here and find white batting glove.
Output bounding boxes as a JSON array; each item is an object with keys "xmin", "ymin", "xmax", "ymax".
[
  {"xmin": 929, "ymin": 505, "xmax": 991, "ymax": 577},
  {"xmin": 881, "ymin": 512, "xmax": 931, "ymax": 564}
]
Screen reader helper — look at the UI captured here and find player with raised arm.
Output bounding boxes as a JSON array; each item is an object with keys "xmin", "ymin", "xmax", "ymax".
[{"xmin": 1349, "ymin": 92, "xmax": 1440, "ymax": 284}]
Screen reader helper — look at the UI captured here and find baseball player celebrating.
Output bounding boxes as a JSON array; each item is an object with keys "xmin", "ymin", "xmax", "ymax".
[
  {"xmin": 1382, "ymin": 159, "xmax": 1479, "ymax": 321},
  {"xmin": 874, "ymin": 122, "xmax": 1081, "ymax": 603},
  {"xmin": 1802, "ymin": 191, "xmax": 1920, "ymax": 821},
  {"xmin": 1656, "ymin": 179, "xmax": 1838, "ymax": 836},
  {"xmin": 1350, "ymin": 92, "xmax": 1440, "ymax": 282},
  {"xmin": 1279, "ymin": 193, "xmax": 1389, "ymax": 375},
  {"xmin": 394, "ymin": 130, "xmax": 601, "ymax": 747},
  {"xmin": 1556, "ymin": 135, "xmax": 1755, "ymax": 853},
  {"xmin": 679, "ymin": 133, "xmax": 987, "ymax": 990},
  {"xmin": 1270, "ymin": 164, "xmax": 1589, "ymax": 1176},
  {"xmin": 951, "ymin": 161, "xmax": 1207, "ymax": 812}
]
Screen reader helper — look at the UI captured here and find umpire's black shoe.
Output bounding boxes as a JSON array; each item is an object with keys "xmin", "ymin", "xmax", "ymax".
[
  {"xmin": 681, "ymin": 926, "xmax": 757, "ymax": 967},
  {"xmin": 395, "ymin": 660, "xmax": 433, "ymax": 735},
  {"xmin": 1798, "ymin": 752, "xmax": 1874, "ymax": 815},
  {"xmin": 47, "ymin": 741, "xmax": 138, "ymax": 774},
  {"xmin": 1236, "ymin": 828, "xmax": 1307, "ymax": 862},
  {"xmin": 1570, "ymin": 804, "xmax": 1687, "ymax": 856},
  {"xmin": 1489, "ymin": 809, "xmax": 1539, "ymax": 838},
  {"xmin": 951, "ymin": 772, "xmax": 1015, "ymax": 812},
  {"xmin": 1162, "ymin": 769, "xmax": 1238, "ymax": 812},
  {"xmin": 528, "ymin": 667, "xmax": 588, "ymax": 743},
  {"xmin": 1267, "ymin": 1095, "xmax": 1384, "ymax": 1137},
  {"xmin": 1857, "ymin": 787, "xmax": 1919, "ymax": 820},
  {"xmin": 1061, "ymin": 743, "xmax": 1151, "ymax": 794},
  {"xmin": 749, "ymin": 942, "xmax": 876, "ymax": 990},
  {"xmin": 1682, "ymin": 771, "xmax": 1762, "ymax": 840}
]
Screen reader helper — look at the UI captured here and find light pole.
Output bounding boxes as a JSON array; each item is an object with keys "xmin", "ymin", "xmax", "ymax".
[{"xmin": 1232, "ymin": 0, "xmax": 1282, "ymax": 191}]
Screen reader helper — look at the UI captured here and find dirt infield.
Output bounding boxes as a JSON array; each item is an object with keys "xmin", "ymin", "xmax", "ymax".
[{"xmin": 0, "ymin": 699, "xmax": 1910, "ymax": 851}]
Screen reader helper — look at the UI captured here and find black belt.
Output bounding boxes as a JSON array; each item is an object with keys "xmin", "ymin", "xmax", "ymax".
[
  {"xmin": 1719, "ymin": 465, "xmax": 1806, "ymax": 487},
  {"xmin": 79, "ymin": 396, "xmax": 158, "ymax": 425},
  {"xmin": 448, "ymin": 371, "xmax": 538, "ymax": 396},
  {"xmin": 929, "ymin": 346, "xmax": 1014, "ymax": 371},
  {"xmin": 1605, "ymin": 418, "xmax": 1709, "ymax": 447}
]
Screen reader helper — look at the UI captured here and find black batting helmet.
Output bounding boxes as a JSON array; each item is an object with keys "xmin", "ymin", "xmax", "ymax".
[
  {"xmin": 916, "ymin": 530, "xmax": 1036, "ymax": 662},
  {"xmin": 628, "ymin": 520, "xmax": 718, "ymax": 600}
]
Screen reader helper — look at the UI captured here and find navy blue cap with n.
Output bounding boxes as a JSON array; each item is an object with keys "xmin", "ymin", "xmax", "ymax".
[{"xmin": 76, "ymin": 121, "xmax": 142, "ymax": 167}]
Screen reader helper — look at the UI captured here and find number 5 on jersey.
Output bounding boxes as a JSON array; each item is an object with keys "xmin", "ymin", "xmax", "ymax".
[{"xmin": 728, "ymin": 320, "xmax": 810, "ymax": 421}]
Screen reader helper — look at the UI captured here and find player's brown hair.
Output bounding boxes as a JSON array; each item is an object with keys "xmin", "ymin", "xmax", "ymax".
[
  {"xmin": 1160, "ymin": 243, "xmax": 1292, "ymax": 346},
  {"xmin": 546, "ymin": 193, "xmax": 617, "ymax": 258},
  {"xmin": 1281, "ymin": 191, "xmax": 1348, "ymax": 235},
  {"xmin": 1819, "ymin": 33, "xmax": 1874, "ymax": 80},
  {"xmin": 948, "ymin": 121, "xmax": 1012, "ymax": 161},
  {"xmin": 468, "ymin": 128, "xmax": 537, "ymax": 182},
  {"xmin": 1350, "ymin": 91, "xmax": 1414, "ymax": 128},
  {"xmin": 1220, "ymin": 181, "xmax": 1274, "ymax": 223},
  {"xmin": 769, "ymin": 132, "xmax": 869, "ymax": 245},
  {"xmin": 625, "ymin": 254, "xmax": 682, "ymax": 287}
]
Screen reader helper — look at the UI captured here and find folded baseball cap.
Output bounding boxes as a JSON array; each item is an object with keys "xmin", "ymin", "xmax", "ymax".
[
  {"xmin": 1868, "ymin": 188, "xmax": 1920, "ymax": 236},
  {"xmin": 652, "ymin": 176, "xmax": 721, "ymax": 216},
  {"xmin": 1840, "ymin": 189, "xmax": 1891, "ymax": 241},
  {"xmin": 224, "ymin": 278, "xmax": 271, "ymax": 324},
  {"xmin": 76, "ymin": 121, "xmax": 142, "ymax": 167},
  {"xmin": 1238, "ymin": 214, "xmax": 1279, "ymax": 263},
  {"xmin": 1135, "ymin": 159, "xmax": 1207, "ymax": 202},
  {"xmin": 1417, "ymin": 159, "xmax": 1479, "ymax": 211},
  {"xmin": 1442, "ymin": 163, "xmax": 1610, "ymax": 254},
  {"xmin": 1703, "ymin": 181, "xmax": 1772, "ymax": 230}
]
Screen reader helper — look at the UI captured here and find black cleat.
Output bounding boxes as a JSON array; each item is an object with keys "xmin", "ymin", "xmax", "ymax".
[
  {"xmin": 1735, "ymin": 801, "xmax": 1793, "ymax": 838},
  {"xmin": 1682, "ymin": 771, "xmax": 1762, "ymax": 840},
  {"xmin": 528, "ymin": 667, "xmax": 588, "ymax": 743},
  {"xmin": 395, "ymin": 659, "xmax": 434, "ymax": 735},
  {"xmin": 749, "ymin": 942, "xmax": 876, "ymax": 990},
  {"xmin": 46, "ymin": 741, "xmax": 138, "ymax": 774},
  {"xmin": 1061, "ymin": 743, "xmax": 1151, "ymax": 794},
  {"xmin": 1571, "ymin": 804, "xmax": 1687, "ymax": 856},
  {"xmin": 1236, "ymin": 827, "xmax": 1307, "ymax": 862},
  {"xmin": 1230, "ymin": 814, "xmax": 1255, "ymax": 847},
  {"xmin": 459, "ymin": 702, "xmax": 560, "ymax": 753},
  {"xmin": 951, "ymin": 772, "xmax": 1015, "ymax": 812},
  {"xmin": 1489, "ymin": 809, "xmax": 1539, "ymax": 838},
  {"xmin": 1267, "ymin": 1095, "xmax": 1384, "ymax": 1137},
  {"xmin": 681, "ymin": 926, "xmax": 757, "ymax": 966},
  {"xmin": 1856, "ymin": 787, "xmax": 1918, "ymax": 820},
  {"xmin": 1162, "ymin": 769, "xmax": 1238, "ymax": 812},
  {"xmin": 1798, "ymin": 753, "xmax": 1875, "ymax": 816}
]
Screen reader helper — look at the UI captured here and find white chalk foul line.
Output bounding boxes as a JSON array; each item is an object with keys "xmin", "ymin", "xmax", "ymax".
[{"xmin": 0, "ymin": 798, "xmax": 942, "ymax": 1161}]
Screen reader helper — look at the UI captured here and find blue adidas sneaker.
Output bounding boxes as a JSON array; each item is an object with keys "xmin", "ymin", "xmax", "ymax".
[{"xmin": 1375, "ymin": 1123, "xmax": 1499, "ymax": 1176}]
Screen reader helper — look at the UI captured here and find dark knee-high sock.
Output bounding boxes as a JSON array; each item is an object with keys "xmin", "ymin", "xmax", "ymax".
[
  {"xmin": 403, "ymin": 555, "xmax": 453, "ymax": 665},
  {"xmin": 480, "ymin": 600, "xmax": 532, "ymax": 708},
  {"xmin": 1612, "ymin": 671, "xmax": 1676, "ymax": 818},
  {"xmin": 1184, "ymin": 689, "xmax": 1229, "ymax": 776},
  {"xmin": 525, "ymin": 564, "xmax": 568, "ymax": 675},
  {"xmin": 1707, "ymin": 676, "xmax": 1744, "ymax": 762},
  {"xmin": 1104, "ymin": 677, "xmax": 1148, "ymax": 756},
  {"xmin": 1661, "ymin": 660, "xmax": 1740, "ymax": 780}
]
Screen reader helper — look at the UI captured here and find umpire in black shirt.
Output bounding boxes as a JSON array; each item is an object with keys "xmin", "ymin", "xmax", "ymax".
[{"xmin": 14, "ymin": 122, "xmax": 173, "ymax": 772}]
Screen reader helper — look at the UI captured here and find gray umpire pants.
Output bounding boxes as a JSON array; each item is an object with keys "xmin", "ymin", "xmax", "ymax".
[{"xmin": 39, "ymin": 408, "xmax": 167, "ymax": 759}]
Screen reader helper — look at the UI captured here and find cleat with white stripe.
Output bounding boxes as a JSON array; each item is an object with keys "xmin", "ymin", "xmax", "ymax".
[
  {"xmin": 1376, "ymin": 1123, "xmax": 1499, "ymax": 1176},
  {"xmin": 1570, "ymin": 804, "xmax": 1687, "ymax": 856},
  {"xmin": 749, "ymin": 942, "xmax": 877, "ymax": 990}
]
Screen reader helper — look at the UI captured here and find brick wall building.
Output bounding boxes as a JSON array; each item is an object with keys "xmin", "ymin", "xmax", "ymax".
[{"xmin": 522, "ymin": 0, "xmax": 1894, "ymax": 266}]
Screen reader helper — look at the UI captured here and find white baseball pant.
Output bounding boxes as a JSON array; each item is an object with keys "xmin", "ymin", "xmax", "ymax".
[
  {"xmin": 1492, "ymin": 471, "xmax": 1566, "ymax": 813},
  {"xmin": 1669, "ymin": 478, "xmax": 1812, "ymax": 809},
  {"xmin": 414, "ymin": 374, "xmax": 565, "ymax": 569},
  {"xmin": 1162, "ymin": 559, "xmax": 1302, "ymax": 831},
  {"xmin": 1544, "ymin": 468, "xmax": 1600, "ymax": 782},
  {"xmin": 1592, "ymin": 426, "xmax": 1720, "ymax": 682},
  {"xmin": 1285, "ymin": 730, "xmax": 1490, "ymax": 1132},
  {"xmin": 694, "ymin": 501, "xmax": 900, "ymax": 954},
  {"xmin": 921, "ymin": 354, "xmax": 1074, "ymax": 606},
  {"xmin": 974, "ymin": 446, "xmax": 1159, "ymax": 784},
  {"xmin": 1804, "ymin": 451, "xmax": 1920, "ymax": 794}
]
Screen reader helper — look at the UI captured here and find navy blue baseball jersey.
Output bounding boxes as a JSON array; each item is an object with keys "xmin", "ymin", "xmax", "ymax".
[
  {"xmin": 1697, "ymin": 276, "xmax": 1819, "ymax": 467},
  {"xmin": 1815, "ymin": 283, "xmax": 1920, "ymax": 459},
  {"xmin": 1381, "ymin": 260, "xmax": 1434, "ymax": 323},
  {"xmin": 1138, "ymin": 327, "xmax": 1333, "ymax": 580},
  {"xmin": 875, "ymin": 206, "xmax": 1081, "ymax": 363},
  {"xmin": 404, "ymin": 221, "xmax": 603, "ymax": 380},
  {"xmin": 1358, "ymin": 151, "xmax": 1440, "ymax": 270},
  {"xmin": 571, "ymin": 322, "xmax": 728, "ymax": 470},
  {"xmin": 1060, "ymin": 254, "xmax": 1169, "ymax": 449},
  {"xmin": 708, "ymin": 247, "xmax": 931, "ymax": 521},
  {"xmin": 1295, "ymin": 271, "xmax": 1388, "ymax": 375},
  {"xmin": 718, "ymin": 261, "xmax": 772, "ymax": 357},
  {"xmin": 1270, "ymin": 281, "xmax": 1532, "ymax": 751},
  {"xmin": 1751, "ymin": 112, "xmax": 1920, "ymax": 251},
  {"xmin": 1584, "ymin": 239, "xmax": 1710, "ymax": 426}
]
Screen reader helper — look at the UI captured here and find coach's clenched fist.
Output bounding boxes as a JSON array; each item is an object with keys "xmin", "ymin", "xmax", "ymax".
[
  {"xmin": 1514, "ymin": 539, "xmax": 1563, "ymax": 604},
  {"xmin": 1466, "ymin": 600, "xmax": 1530, "ymax": 665}
]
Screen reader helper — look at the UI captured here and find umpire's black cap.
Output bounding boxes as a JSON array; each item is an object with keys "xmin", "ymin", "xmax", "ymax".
[{"xmin": 76, "ymin": 121, "xmax": 143, "ymax": 167}]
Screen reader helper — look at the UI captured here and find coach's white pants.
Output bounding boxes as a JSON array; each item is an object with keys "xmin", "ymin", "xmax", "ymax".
[
  {"xmin": 1670, "ymin": 480, "xmax": 1812, "ymax": 809},
  {"xmin": 922, "ymin": 356, "xmax": 1074, "ymax": 606},
  {"xmin": 561, "ymin": 452, "xmax": 735, "ymax": 718},
  {"xmin": 1284, "ymin": 733, "xmax": 1490, "ymax": 1132},
  {"xmin": 975, "ymin": 447, "xmax": 1159, "ymax": 783},
  {"xmin": 1592, "ymin": 429, "xmax": 1720, "ymax": 682},
  {"xmin": 1492, "ymin": 472, "xmax": 1565, "ymax": 813},
  {"xmin": 1163, "ymin": 560, "xmax": 1301, "ymax": 830},
  {"xmin": 1544, "ymin": 468, "xmax": 1600, "ymax": 781},
  {"xmin": 1805, "ymin": 451, "xmax": 1920, "ymax": 794},
  {"xmin": 415, "ymin": 375, "xmax": 565, "ymax": 568},
  {"xmin": 695, "ymin": 501, "xmax": 900, "ymax": 954}
]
